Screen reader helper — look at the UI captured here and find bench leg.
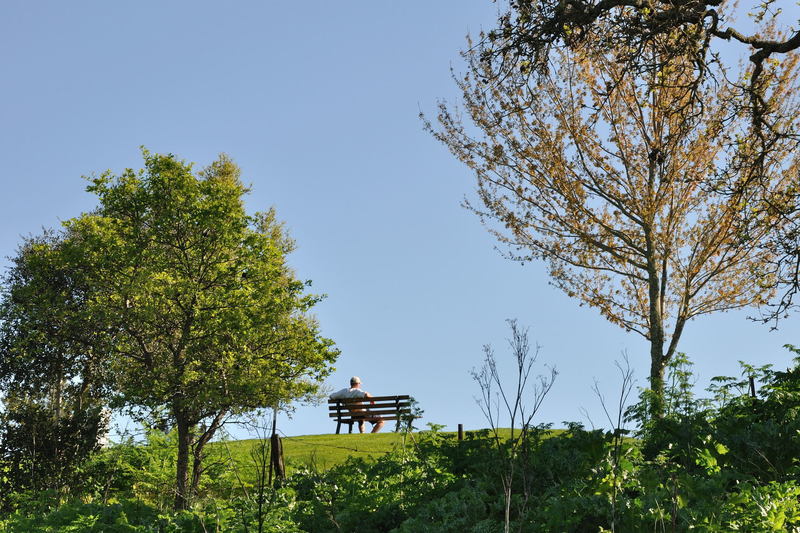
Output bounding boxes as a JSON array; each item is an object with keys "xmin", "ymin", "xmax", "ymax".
[
  {"xmin": 336, "ymin": 420, "xmax": 341, "ymax": 434},
  {"xmin": 348, "ymin": 422, "xmax": 353, "ymax": 434}
]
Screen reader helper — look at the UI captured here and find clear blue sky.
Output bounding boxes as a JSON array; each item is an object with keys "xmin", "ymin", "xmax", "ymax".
[{"xmin": 2, "ymin": 1, "xmax": 798, "ymax": 439}]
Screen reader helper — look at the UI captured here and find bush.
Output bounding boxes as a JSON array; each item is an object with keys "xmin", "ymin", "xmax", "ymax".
[
  {"xmin": 6, "ymin": 350, "xmax": 800, "ymax": 531},
  {"xmin": 0, "ymin": 399, "xmax": 105, "ymax": 506}
]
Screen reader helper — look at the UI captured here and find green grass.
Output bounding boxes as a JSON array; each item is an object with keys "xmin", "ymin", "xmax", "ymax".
[
  {"xmin": 220, "ymin": 431, "xmax": 411, "ymax": 474},
  {"xmin": 215, "ymin": 427, "xmax": 556, "ymax": 476}
]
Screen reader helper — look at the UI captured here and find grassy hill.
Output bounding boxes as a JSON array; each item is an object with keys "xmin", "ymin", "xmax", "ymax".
[
  {"xmin": 216, "ymin": 428, "xmax": 524, "ymax": 476},
  {"xmin": 220, "ymin": 431, "xmax": 409, "ymax": 474}
]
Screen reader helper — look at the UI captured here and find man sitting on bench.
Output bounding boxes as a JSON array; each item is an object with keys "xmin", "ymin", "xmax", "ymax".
[{"xmin": 329, "ymin": 376, "xmax": 385, "ymax": 433}]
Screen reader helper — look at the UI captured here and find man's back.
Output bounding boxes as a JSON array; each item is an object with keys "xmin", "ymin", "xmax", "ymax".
[{"xmin": 330, "ymin": 387, "xmax": 368, "ymax": 400}]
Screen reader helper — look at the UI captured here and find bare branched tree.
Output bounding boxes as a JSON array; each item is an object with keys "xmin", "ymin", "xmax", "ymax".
[
  {"xmin": 477, "ymin": 1, "xmax": 800, "ymax": 326},
  {"xmin": 482, "ymin": 1, "xmax": 800, "ymax": 137},
  {"xmin": 471, "ymin": 319, "xmax": 557, "ymax": 533},
  {"xmin": 591, "ymin": 355, "xmax": 636, "ymax": 532},
  {"xmin": 428, "ymin": 28, "xmax": 800, "ymax": 414}
]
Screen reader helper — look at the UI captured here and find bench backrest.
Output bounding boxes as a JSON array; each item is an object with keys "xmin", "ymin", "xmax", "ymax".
[
  {"xmin": 327, "ymin": 395, "xmax": 412, "ymax": 419},
  {"xmin": 328, "ymin": 395, "xmax": 415, "ymax": 434}
]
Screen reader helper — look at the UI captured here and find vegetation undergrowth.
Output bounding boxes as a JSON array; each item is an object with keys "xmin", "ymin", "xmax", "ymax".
[{"xmin": 4, "ymin": 347, "xmax": 800, "ymax": 531}]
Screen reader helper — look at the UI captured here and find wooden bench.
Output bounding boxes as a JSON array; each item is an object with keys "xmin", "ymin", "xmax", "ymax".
[{"xmin": 328, "ymin": 395, "xmax": 414, "ymax": 434}]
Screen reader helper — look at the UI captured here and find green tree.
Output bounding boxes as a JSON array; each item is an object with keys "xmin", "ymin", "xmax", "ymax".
[
  {"xmin": 0, "ymin": 232, "xmax": 110, "ymax": 500},
  {"xmin": 48, "ymin": 150, "xmax": 336, "ymax": 510},
  {"xmin": 0, "ymin": 231, "xmax": 111, "ymax": 414}
]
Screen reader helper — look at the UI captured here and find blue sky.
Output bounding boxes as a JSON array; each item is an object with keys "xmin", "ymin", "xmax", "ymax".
[{"xmin": 2, "ymin": 1, "xmax": 799, "ymax": 439}]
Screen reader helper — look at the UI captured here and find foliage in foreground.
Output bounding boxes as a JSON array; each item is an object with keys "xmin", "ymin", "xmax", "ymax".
[
  {"xmin": 4, "ymin": 349, "xmax": 800, "ymax": 532},
  {"xmin": 0, "ymin": 150, "xmax": 339, "ymax": 511}
]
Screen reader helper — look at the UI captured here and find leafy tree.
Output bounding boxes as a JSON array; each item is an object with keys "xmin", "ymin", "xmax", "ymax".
[
  {"xmin": 427, "ymin": 32, "xmax": 800, "ymax": 413},
  {"xmin": 0, "ymin": 232, "xmax": 110, "ymax": 500},
  {"xmin": 23, "ymin": 150, "xmax": 338, "ymax": 510},
  {"xmin": 0, "ymin": 231, "xmax": 111, "ymax": 414},
  {"xmin": 0, "ymin": 396, "xmax": 106, "ymax": 503}
]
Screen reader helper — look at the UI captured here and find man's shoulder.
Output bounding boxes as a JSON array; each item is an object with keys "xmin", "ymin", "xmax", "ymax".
[
  {"xmin": 329, "ymin": 388, "xmax": 350, "ymax": 399},
  {"xmin": 330, "ymin": 388, "xmax": 368, "ymax": 399},
  {"xmin": 330, "ymin": 387, "xmax": 367, "ymax": 399}
]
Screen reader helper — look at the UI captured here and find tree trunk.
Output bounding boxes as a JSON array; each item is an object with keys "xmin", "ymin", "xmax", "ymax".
[
  {"xmin": 174, "ymin": 416, "xmax": 193, "ymax": 511},
  {"xmin": 270, "ymin": 433, "xmax": 285, "ymax": 485},
  {"xmin": 649, "ymin": 350, "xmax": 666, "ymax": 417},
  {"xmin": 189, "ymin": 443, "xmax": 203, "ymax": 505},
  {"xmin": 189, "ymin": 410, "xmax": 227, "ymax": 499},
  {"xmin": 646, "ymin": 252, "xmax": 666, "ymax": 416}
]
